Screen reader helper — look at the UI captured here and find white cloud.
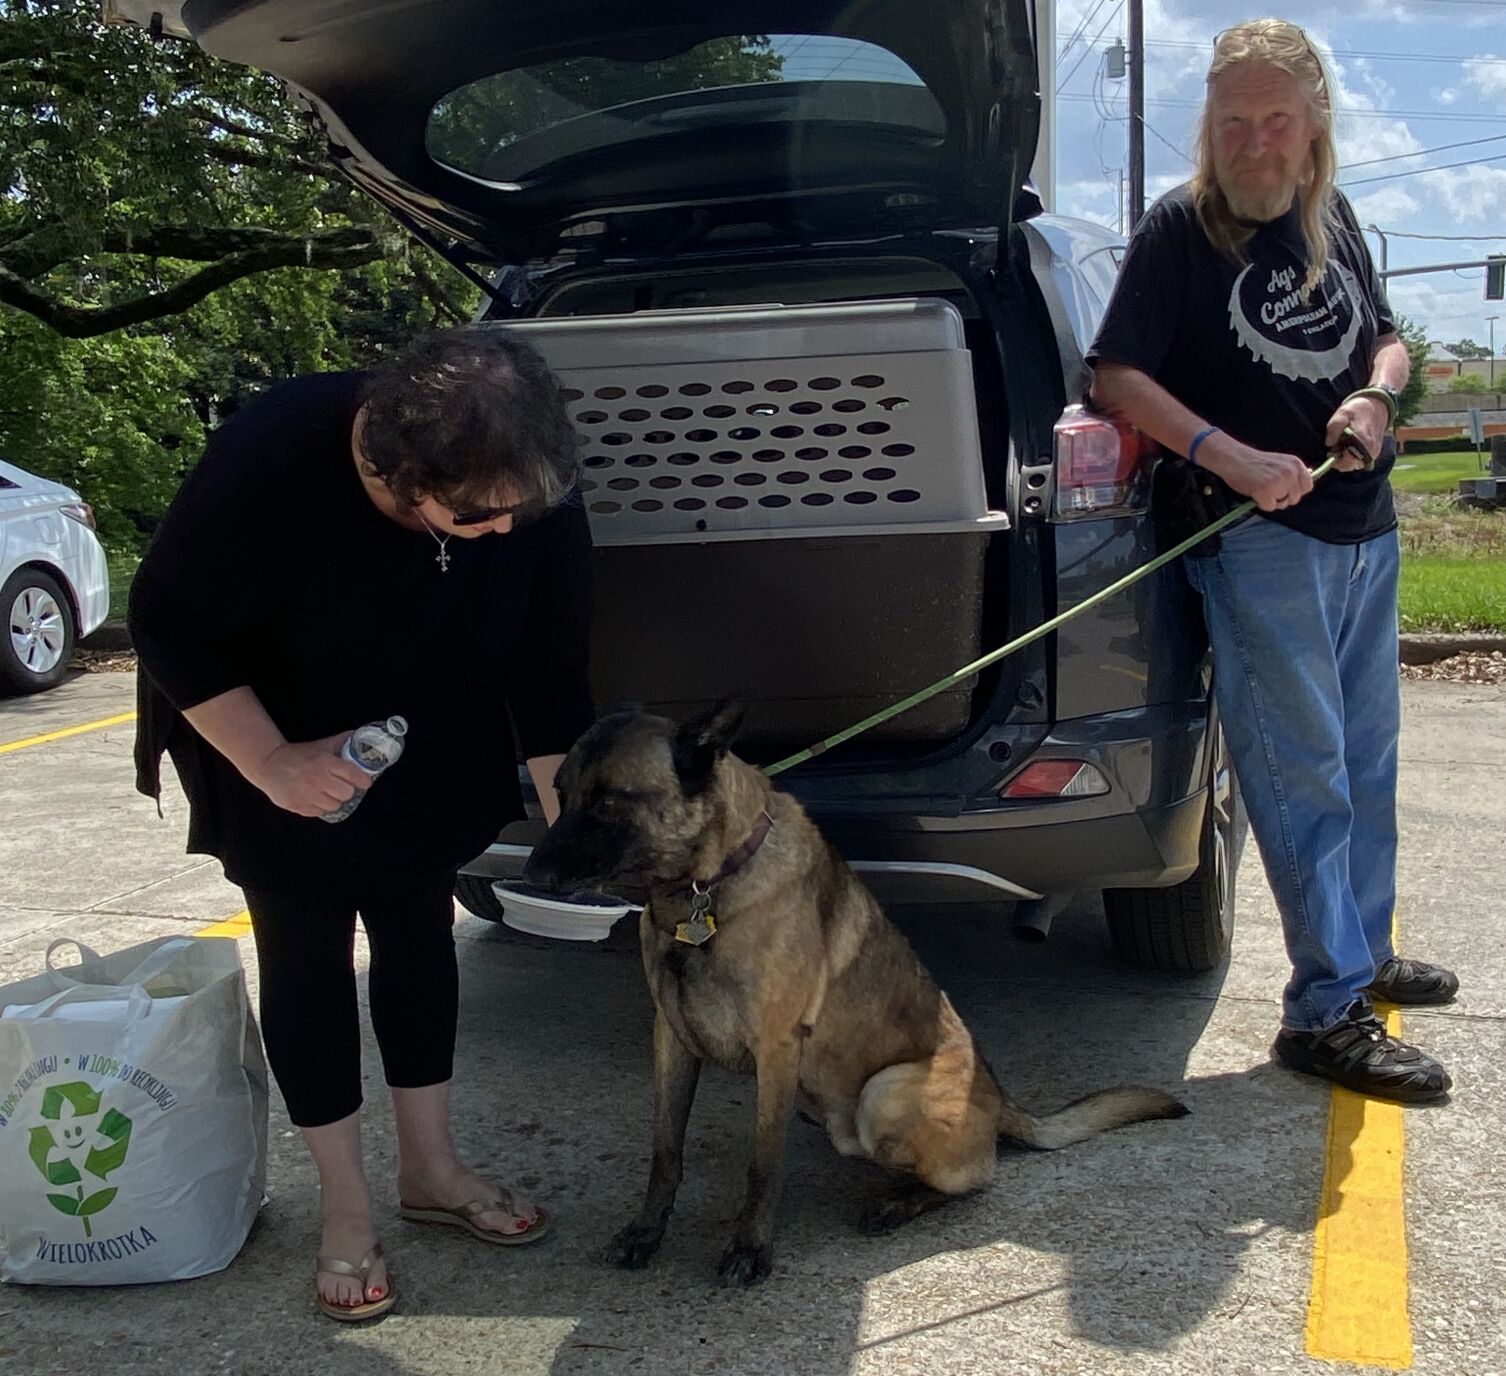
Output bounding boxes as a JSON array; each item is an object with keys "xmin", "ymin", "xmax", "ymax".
[
  {"xmin": 1350, "ymin": 57, "xmax": 1396, "ymax": 108},
  {"xmin": 1386, "ymin": 274, "xmax": 1501, "ymax": 344},
  {"xmin": 1435, "ymin": 88, "xmax": 1459, "ymax": 107},
  {"xmin": 1464, "ymin": 55, "xmax": 1506, "ymax": 105},
  {"xmin": 1419, "ymin": 163, "xmax": 1506, "ymax": 219},
  {"xmin": 1348, "ymin": 186, "xmax": 1421, "ymax": 224},
  {"xmin": 1058, "ymin": 177, "xmax": 1121, "ymax": 228}
]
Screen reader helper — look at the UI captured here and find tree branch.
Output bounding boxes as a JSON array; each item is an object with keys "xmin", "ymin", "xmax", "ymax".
[
  {"xmin": 0, "ymin": 236, "xmax": 389, "ymax": 338},
  {"xmin": 199, "ymin": 141, "xmax": 332, "ymax": 179},
  {"xmin": 0, "ymin": 223, "xmax": 384, "ymax": 279},
  {"xmin": 183, "ymin": 105, "xmax": 307, "ymax": 151}
]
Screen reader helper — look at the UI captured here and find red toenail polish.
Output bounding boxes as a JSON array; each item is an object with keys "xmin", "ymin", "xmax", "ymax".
[{"xmin": 371, "ymin": 1288, "xmax": 384, "ymax": 1298}]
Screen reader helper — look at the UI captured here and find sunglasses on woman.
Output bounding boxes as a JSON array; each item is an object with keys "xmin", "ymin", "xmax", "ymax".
[{"xmin": 444, "ymin": 497, "xmax": 549, "ymax": 527}]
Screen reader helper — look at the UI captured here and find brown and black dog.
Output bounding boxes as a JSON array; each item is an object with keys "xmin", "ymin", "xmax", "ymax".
[{"xmin": 525, "ymin": 701, "xmax": 1187, "ymax": 1286}]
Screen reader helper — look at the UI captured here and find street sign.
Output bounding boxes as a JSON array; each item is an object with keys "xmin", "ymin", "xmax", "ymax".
[{"xmin": 1468, "ymin": 407, "xmax": 1486, "ymax": 447}]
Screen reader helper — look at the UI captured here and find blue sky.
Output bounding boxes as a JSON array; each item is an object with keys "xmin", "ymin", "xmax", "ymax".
[{"xmin": 1053, "ymin": 0, "xmax": 1506, "ymax": 351}]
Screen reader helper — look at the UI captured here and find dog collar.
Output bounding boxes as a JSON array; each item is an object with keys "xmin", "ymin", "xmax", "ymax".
[
  {"xmin": 705, "ymin": 808, "xmax": 775, "ymax": 889},
  {"xmin": 670, "ymin": 809, "xmax": 775, "ymax": 947}
]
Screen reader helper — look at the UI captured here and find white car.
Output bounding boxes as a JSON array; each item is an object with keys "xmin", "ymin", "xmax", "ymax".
[{"xmin": 0, "ymin": 458, "xmax": 110, "ymax": 694}]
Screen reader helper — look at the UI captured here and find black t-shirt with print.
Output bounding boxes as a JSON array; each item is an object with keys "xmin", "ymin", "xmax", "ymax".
[{"xmin": 1088, "ymin": 184, "xmax": 1397, "ymax": 544}]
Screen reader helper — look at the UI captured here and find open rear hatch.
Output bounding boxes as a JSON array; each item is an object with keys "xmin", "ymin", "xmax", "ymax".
[
  {"xmin": 106, "ymin": 0, "xmax": 1043, "ymax": 760},
  {"xmin": 104, "ymin": 0, "xmax": 1043, "ymax": 262}
]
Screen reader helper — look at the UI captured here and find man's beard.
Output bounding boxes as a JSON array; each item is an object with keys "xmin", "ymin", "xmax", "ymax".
[{"xmin": 1217, "ymin": 160, "xmax": 1301, "ymax": 222}]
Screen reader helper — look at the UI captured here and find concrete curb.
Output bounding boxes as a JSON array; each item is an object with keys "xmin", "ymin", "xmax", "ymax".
[
  {"xmin": 79, "ymin": 619, "xmax": 1506, "ymax": 666},
  {"xmin": 1398, "ymin": 632, "xmax": 1506, "ymax": 665}
]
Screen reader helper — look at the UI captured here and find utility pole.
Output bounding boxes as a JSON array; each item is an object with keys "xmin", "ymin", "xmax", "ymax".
[
  {"xmin": 1127, "ymin": 0, "xmax": 1145, "ymax": 230},
  {"xmin": 1367, "ymin": 223, "xmax": 1388, "ymax": 276},
  {"xmin": 1488, "ymin": 315, "xmax": 1499, "ymax": 390}
]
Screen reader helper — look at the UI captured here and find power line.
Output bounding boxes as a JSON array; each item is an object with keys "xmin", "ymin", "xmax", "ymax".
[
  {"xmin": 1368, "ymin": 229, "xmax": 1506, "ymax": 240},
  {"xmin": 1060, "ymin": 1, "xmax": 1125, "ymax": 92},
  {"xmin": 1142, "ymin": 119, "xmax": 1193, "ymax": 164},
  {"xmin": 1058, "ymin": 91, "xmax": 1506, "ymax": 123},
  {"xmin": 1058, "ymin": 0, "xmax": 1114, "ymax": 66},
  {"xmin": 1342, "ymin": 150, "xmax": 1506, "ymax": 186},
  {"xmin": 1141, "ymin": 37, "xmax": 1506, "ymax": 67},
  {"xmin": 1342, "ymin": 133, "xmax": 1506, "ymax": 170}
]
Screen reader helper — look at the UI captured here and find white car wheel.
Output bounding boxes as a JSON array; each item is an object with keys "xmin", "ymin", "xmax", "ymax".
[{"xmin": 1, "ymin": 569, "xmax": 76, "ymax": 694}]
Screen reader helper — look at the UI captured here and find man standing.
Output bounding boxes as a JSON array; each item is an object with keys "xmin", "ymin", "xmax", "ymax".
[{"xmin": 1089, "ymin": 19, "xmax": 1456, "ymax": 1102}]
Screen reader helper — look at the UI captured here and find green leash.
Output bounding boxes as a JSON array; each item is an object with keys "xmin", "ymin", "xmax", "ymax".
[{"xmin": 761, "ymin": 455, "xmax": 1339, "ymax": 779}]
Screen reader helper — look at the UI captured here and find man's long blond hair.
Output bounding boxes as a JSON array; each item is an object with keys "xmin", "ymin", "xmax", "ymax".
[{"xmin": 1190, "ymin": 19, "xmax": 1338, "ymax": 297}]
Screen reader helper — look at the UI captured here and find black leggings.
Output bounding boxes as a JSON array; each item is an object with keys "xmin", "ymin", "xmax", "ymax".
[{"xmin": 243, "ymin": 872, "xmax": 459, "ymax": 1128}]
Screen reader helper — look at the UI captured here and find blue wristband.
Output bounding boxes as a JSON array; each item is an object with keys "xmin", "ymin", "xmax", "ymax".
[{"xmin": 1187, "ymin": 426, "xmax": 1220, "ymax": 467}]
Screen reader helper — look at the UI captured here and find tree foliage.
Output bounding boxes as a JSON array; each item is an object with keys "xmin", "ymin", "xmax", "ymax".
[
  {"xmin": 1394, "ymin": 314, "xmax": 1431, "ymax": 429},
  {"xmin": 0, "ymin": 0, "xmax": 475, "ymax": 547}
]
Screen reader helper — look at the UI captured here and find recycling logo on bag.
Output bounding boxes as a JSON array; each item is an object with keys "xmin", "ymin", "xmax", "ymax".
[{"xmin": 26, "ymin": 1082, "xmax": 132, "ymax": 1239}]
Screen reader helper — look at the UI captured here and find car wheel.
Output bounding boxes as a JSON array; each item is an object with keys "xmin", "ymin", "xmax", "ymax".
[
  {"xmin": 454, "ymin": 872, "xmax": 509, "ymax": 924},
  {"xmin": 1, "ymin": 568, "xmax": 76, "ymax": 695},
  {"xmin": 1103, "ymin": 723, "xmax": 1237, "ymax": 974}
]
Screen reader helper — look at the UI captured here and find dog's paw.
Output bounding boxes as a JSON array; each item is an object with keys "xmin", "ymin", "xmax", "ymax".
[
  {"xmin": 859, "ymin": 1184, "xmax": 949, "ymax": 1234},
  {"xmin": 603, "ymin": 1223, "xmax": 664, "ymax": 1269},
  {"xmin": 859, "ymin": 1196, "xmax": 912, "ymax": 1234},
  {"xmin": 716, "ymin": 1240, "xmax": 773, "ymax": 1288}
]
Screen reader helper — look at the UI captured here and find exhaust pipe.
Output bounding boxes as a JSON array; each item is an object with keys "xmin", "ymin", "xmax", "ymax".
[{"xmin": 1011, "ymin": 892, "xmax": 1073, "ymax": 943}]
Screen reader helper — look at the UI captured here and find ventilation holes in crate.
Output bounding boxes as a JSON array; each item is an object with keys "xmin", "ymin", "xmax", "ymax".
[{"xmin": 568, "ymin": 373, "xmax": 917, "ymax": 519}]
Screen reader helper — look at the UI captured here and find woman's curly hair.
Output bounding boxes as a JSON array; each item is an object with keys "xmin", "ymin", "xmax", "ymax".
[{"xmin": 359, "ymin": 329, "xmax": 580, "ymax": 517}]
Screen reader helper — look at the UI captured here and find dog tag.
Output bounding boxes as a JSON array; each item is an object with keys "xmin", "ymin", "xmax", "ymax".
[{"xmin": 675, "ymin": 887, "xmax": 717, "ymax": 946}]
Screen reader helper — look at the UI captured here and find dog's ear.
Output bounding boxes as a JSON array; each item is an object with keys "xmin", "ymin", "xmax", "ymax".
[{"xmin": 672, "ymin": 697, "xmax": 745, "ymax": 795}]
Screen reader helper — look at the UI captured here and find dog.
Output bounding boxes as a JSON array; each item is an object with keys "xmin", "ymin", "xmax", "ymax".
[{"xmin": 524, "ymin": 700, "xmax": 1188, "ymax": 1286}]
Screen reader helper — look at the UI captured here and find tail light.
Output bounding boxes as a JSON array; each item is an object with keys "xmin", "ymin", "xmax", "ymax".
[
  {"xmin": 1051, "ymin": 404, "xmax": 1156, "ymax": 521},
  {"xmin": 59, "ymin": 502, "xmax": 96, "ymax": 531},
  {"xmin": 1001, "ymin": 759, "xmax": 1111, "ymax": 800}
]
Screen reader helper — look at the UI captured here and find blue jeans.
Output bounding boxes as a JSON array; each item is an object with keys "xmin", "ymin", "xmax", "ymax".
[{"xmin": 1183, "ymin": 517, "xmax": 1400, "ymax": 1032}]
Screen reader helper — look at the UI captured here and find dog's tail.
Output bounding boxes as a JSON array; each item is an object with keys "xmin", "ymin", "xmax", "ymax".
[{"xmin": 997, "ymin": 1086, "xmax": 1188, "ymax": 1151}]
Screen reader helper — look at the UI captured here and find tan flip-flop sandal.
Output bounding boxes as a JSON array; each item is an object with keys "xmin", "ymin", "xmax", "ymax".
[
  {"xmin": 315, "ymin": 1244, "xmax": 396, "ymax": 1322},
  {"xmin": 399, "ymin": 1187, "xmax": 551, "ymax": 1246}
]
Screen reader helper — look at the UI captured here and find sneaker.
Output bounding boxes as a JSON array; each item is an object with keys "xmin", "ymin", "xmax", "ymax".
[
  {"xmin": 1363, "ymin": 957, "xmax": 1459, "ymax": 1007},
  {"xmin": 1273, "ymin": 1005, "xmax": 1452, "ymax": 1103}
]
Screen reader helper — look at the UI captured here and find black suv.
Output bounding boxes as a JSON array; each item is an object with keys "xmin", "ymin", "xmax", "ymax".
[{"xmin": 116, "ymin": 0, "xmax": 1234, "ymax": 972}]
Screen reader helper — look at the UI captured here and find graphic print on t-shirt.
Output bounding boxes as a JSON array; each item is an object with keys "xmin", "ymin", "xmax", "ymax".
[{"xmin": 1227, "ymin": 259, "xmax": 1364, "ymax": 384}]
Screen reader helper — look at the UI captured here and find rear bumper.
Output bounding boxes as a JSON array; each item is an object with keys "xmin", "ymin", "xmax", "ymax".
[
  {"xmin": 462, "ymin": 701, "xmax": 1213, "ymax": 903},
  {"xmin": 461, "ymin": 789, "xmax": 1207, "ymax": 904}
]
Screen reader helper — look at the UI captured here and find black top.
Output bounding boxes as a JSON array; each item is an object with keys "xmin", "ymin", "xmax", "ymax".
[
  {"xmin": 1088, "ymin": 185, "xmax": 1397, "ymax": 544},
  {"xmin": 129, "ymin": 371, "xmax": 594, "ymax": 892}
]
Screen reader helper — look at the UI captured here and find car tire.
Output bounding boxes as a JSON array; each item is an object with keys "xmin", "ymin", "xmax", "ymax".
[
  {"xmin": 454, "ymin": 872, "xmax": 509, "ymax": 924},
  {"xmin": 1, "ymin": 568, "xmax": 76, "ymax": 695},
  {"xmin": 1103, "ymin": 723, "xmax": 1237, "ymax": 974}
]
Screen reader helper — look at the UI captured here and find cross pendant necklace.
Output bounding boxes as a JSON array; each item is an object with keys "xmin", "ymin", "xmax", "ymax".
[{"xmin": 419, "ymin": 514, "xmax": 452, "ymax": 573}]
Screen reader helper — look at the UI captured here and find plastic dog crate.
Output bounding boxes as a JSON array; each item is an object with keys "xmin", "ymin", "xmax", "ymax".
[{"xmin": 493, "ymin": 300, "xmax": 1008, "ymax": 754}]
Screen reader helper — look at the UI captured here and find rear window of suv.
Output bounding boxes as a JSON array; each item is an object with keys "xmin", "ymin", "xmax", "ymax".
[{"xmin": 426, "ymin": 34, "xmax": 944, "ymax": 184}]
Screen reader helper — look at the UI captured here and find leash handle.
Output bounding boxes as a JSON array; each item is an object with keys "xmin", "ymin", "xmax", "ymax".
[{"xmin": 762, "ymin": 455, "xmax": 1339, "ymax": 778}]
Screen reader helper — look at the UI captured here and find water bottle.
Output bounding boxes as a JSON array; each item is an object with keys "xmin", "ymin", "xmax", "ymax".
[{"xmin": 320, "ymin": 716, "xmax": 408, "ymax": 823}]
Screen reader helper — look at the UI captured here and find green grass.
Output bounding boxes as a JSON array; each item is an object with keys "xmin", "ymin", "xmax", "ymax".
[
  {"xmin": 106, "ymin": 552, "xmax": 139, "ymax": 621},
  {"xmin": 1390, "ymin": 449, "xmax": 1492, "ymax": 494},
  {"xmin": 1399, "ymin": 556, "xmax": 1506, "ymax": 632},
  {"xmin": 1397, "ymin": 499, "xmax": 1506, "ymax": 631}
]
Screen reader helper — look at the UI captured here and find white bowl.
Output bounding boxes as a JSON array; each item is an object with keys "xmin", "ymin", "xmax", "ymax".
[{"xmin": 492, "ymin": 882, "xmax": 637, "ymax": 942}]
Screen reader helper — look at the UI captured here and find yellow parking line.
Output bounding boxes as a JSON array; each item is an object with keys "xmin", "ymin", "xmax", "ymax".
[
  {"xmin": 0, "ymin": 711, "xmax": 138, "ymax": 755},
  {"xmin": 1305, "ymin": 1000, "xmax": 1412, "ymax": 1370},
  {"xmin": 195, "ymin": 911, "xmax": 252, "ymax": 940}
]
